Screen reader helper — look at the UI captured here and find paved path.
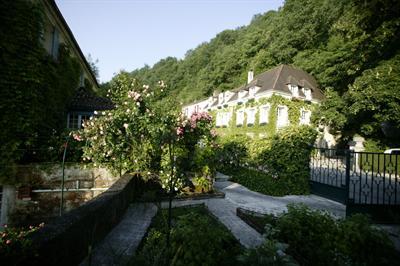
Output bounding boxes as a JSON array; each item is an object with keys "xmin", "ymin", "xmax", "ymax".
[
  {"xmin": 215, "ymin": 172, "xmax": 346, "ymax": 218},
  {"xmin": 80, "ymin": 203, "xmax": 157, "ymax": 266},
  {"xmin": 161, "ymin": 172, "xmax": 346, "ymax": 249}
]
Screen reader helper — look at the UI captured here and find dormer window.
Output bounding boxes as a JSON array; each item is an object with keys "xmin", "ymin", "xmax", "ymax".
[
  {"xmin": 249, "ymin": 86, "xmax": 259, "ymax": 98},
  {"xmin": 224, "ymin": 92, "xmax": 232, "ymax": 103},
  {"xmin": 303, "ymin": 88, "xmax": 312, "ymax": 101},
  {"xmin": 238, "ymin": 90, "xmax": 247, "ymax": 99},
  {"xmin": 288, "ymin": 84, "xmax": 299, "ymax": 97},
  {"xmin": 218, "ymin": 93, "xmax": 224, "ymax": 104}
]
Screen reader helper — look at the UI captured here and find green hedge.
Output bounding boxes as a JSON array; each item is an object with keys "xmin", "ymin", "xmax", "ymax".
[{"xmin": 216, "ymin": 126, "xmax": 317, "ymax": 195}]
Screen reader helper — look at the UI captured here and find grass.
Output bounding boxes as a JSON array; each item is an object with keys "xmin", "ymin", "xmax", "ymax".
[{"xmin": 359, "ymin": 153, "xmax": 400, "ymax": 175}]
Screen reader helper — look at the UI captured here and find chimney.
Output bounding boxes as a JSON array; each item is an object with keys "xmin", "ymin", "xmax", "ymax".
[{"xmin": 247, "ymin": 70, "xmax": 254, "ymax": 84}]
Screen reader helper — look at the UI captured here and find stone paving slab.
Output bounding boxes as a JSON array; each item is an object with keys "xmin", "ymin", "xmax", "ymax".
[
  {"xmin": 161, "ymin": 198, "xmax": 264, "ymax": 248},
  {"xmin": 215, "ymin": 172, "xmax": 346, "ymax": 218},
  {"xmin": 80, "ymin": 203, "xmax": 157, "ymax": 266}
]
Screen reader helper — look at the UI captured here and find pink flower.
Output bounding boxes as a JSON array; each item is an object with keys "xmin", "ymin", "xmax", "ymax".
[
  {"xmin": 176, "ymin": 127, "xmax": 184, "ymax": 136},
  {"xmin": 6, "ymin": 240, "xmax": 11, "ymax": 245},
  {"xmin": 73, "ymin": 133, "xmax": 83, "ymax": 142}
]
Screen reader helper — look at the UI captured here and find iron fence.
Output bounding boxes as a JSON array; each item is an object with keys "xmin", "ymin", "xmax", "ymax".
[{"xmin": 310, "ymin": 147, "xmax": 400, "ymax": 222}]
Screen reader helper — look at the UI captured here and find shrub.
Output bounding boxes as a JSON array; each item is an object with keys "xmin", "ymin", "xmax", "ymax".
[
  {"xmin": 215, "ymin": 135, "xmax": 249, "ymax": 169},
  {"xmin": 274, "ymin": 204, "xmax": 339, "ymax": 265},
  {"xmin": 254, "ymin": 204, "xmax": 400, "ymax": 266},
  {"xmin": 238, "ymin": 239, "xmax": 298, "ymax": 266},
  {"xmin": 257, "ymin": 126, "xmax": 317, "ymax": 194},
  {"xmin": 216, "ymin": 126, "xmax": 317, "ymax": 195},
  {"xmin": 133, "ymin": 206, "xmax": 242, "ymax": 266}
]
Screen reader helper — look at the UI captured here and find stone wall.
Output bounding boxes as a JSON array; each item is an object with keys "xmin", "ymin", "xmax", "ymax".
[
  {"xmin": 3, "ymin": 164, "xmax": 118, "ymax": 227},
  {"xmin": 22, "ymin": 173, "xmax": 145, "ymax": 266}
]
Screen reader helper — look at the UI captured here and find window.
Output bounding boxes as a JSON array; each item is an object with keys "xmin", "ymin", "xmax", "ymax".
[
  {"xmin": 222, "ymin": 112, "xmax": 231, "ymax": 127},
  {"xmin": 259, "ymin": 105, "xmax": 270, "ymax": 124},
  {"xmin": 79, "ymin": 72, "xmax": 85, "ymax": 87},
  {"xmin": 277, "ymin": 106, "xmax": 288, "ymax": 128},
  {"xmin": 68, "ymin": 113, "xmax": 93, "ymax": 129},
  {"xmin": 249, "ymin": 86, "xmax": 259, "ymax": 98},
  {"xmin": 238, "ymin": 90, "xmax": 247, "ymax": 99},
  {"xmin": 289, "ymin": 84, "xmax": 299, "ymax": 97},
  {"xmin": 216, "ymin": 112, "xmax": 223, "ymax": 127},
  {"xmin": 304, "ymin": 88, "xmax": 312, "ymax": 101},
  {"xmin": 218, "ymin": 93, "xmax": 224, "ymax": 105},
  {"xmin": 236, "ymin": 109, "xmax": 245, "ymax": 126},
  {"xmin": 246, "ymin": 108, "xmax": 256, "ymax": 125},
  {"xmin": 51, "ymin": 27, "xmax": 60, "ymax": 59},
  {"xmin": 300, "ymin": 109, "xmax": 311, "ymax": 125}
]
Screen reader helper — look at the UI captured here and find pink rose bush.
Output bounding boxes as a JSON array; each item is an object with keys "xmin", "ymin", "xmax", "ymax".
[{"xmin": 75, "ymin": 72, "xmax": 215, "ymax": 194}]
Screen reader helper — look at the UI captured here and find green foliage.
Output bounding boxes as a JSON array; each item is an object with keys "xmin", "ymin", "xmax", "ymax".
[
  {"xmin": 258, "ymin": 126, "xmax": 317, "ymax": 194},
  {"xmin": 0, "ymin": 0, "xmax": 81, "ymax": 184},
  {"xmin": 251, "ymin": 204, "xmax": 400, "ymax": 266},
  {"xmin": 213, "ymin": 95, "xmax": 314, "ymax": 139},
  {"xmin": 217, "ymin": 126, "xmax": 317, "ymax": 195},
  {"xmin": 126, "ymin": 0, "xmax": 400, "ymax": 143},
  {"xmin": 274, "ymin": 205, "xmax": 340, "ymax": 265},
  {"xmin": 133, "ymin": 206, "xmax": 242, "ymax": 266},
  {"xmin": 237, "ymin": 239, "xmax": 298, "ymax": 266}
]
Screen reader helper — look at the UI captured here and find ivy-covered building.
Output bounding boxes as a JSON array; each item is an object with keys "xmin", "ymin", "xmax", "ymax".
[
  {"xmin": 41, "ymin": 0, "xmax": 113, "ymax": 129},
  {"xmin": 183, "ymin": 64, "xmax": 324, "ymax": 137}
]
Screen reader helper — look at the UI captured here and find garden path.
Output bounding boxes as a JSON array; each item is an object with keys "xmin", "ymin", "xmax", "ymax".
[
  {"xmin": 80, "ymin": 202, "xmax": 157, "ymax": 266},
  {"xmin": 81, "ymin": 173, "xmax": 348, "ymax": 265},
  {"xmin": 160, "ymin": 172, "xmax": 346, "ymax": 249}
]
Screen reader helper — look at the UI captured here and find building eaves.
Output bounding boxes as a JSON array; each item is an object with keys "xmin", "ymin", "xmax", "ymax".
[{"xmin": 47, "ymin": 0, "xmax": 99, "ymax": 89}]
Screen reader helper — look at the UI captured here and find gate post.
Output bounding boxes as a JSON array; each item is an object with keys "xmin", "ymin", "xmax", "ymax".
[{"xmin": 345, "ymin": 149, "xmax": 351, "ymax": 207}]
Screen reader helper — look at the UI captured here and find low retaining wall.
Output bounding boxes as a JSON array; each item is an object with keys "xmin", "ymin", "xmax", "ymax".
[{"xmin": 22, "ymin": 173, "xmax": 144, "ymax": 266}]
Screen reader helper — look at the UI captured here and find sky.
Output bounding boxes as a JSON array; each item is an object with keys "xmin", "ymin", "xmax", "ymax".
[{"xmin": 55, "ymin": 0, "xmax": 284, "ymax": 83}]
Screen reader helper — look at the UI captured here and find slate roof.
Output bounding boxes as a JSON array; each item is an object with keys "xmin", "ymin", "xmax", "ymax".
[
  {"xmin": 223, "ymin": 65, "xmax": 323, "ymax": 101},
  {"xmin": 68, "ymin": 87, "xmax": 114, "ymax": 112},
  {"xmin": 253, "ymin": 64, "xmax": 324, "ymax": 100}
]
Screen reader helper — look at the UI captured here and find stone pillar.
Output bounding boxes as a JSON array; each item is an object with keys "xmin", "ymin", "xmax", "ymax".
[
  {"xmin": 348, "ymin": 135, "xmax": 365, "ymax": 172},
  {"xmin": 0, "ymin": 185, "xmax": 16, "ymax": 227}
]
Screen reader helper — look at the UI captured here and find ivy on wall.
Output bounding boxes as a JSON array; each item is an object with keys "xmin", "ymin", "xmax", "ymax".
[
  {"xmin": 0, "ymin": 0, "xmax": 81, "ymax": 184},
  {"xmin": 210, "ymin": 95, "xmax": 315, "ymax": 138}
]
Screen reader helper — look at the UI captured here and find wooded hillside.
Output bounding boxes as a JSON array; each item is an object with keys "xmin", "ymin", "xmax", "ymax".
[{"xmin": 109, "ymin": 0, "xmax": 400, "ymax": 143}]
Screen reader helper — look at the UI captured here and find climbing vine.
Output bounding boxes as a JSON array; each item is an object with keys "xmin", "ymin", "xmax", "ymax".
[
  {"xmin": 211, "ymin": 95, "xmax": 315, "ymax": 138},
  {"xmin": 0, "ymin": 0, "xmax": 81, "ymax": 184}
]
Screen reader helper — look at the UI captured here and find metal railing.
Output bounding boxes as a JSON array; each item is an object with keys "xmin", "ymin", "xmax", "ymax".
[{"xmin": 310, "ymin": 148, "xmax": 400, "ymax": 206}]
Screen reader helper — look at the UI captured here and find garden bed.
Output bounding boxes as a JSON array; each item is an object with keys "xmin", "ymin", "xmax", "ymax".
[{"xmin": 131, "ymin": 205, "xmax": 243, "ymax": 266}]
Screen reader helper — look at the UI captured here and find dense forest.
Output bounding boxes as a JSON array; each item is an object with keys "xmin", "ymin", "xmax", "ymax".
[{"xmin": 105, "ymin": 0, "xmax": 399, "ymax": 145}]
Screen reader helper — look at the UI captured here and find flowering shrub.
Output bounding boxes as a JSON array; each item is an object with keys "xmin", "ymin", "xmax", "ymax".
[
  {"xmin": 75, "ymin": 72, "xmax": 215, "ymax": 194},
  {"xmin": 0, "ymin": 223, "xmax": 44, "ymax": 263}
]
